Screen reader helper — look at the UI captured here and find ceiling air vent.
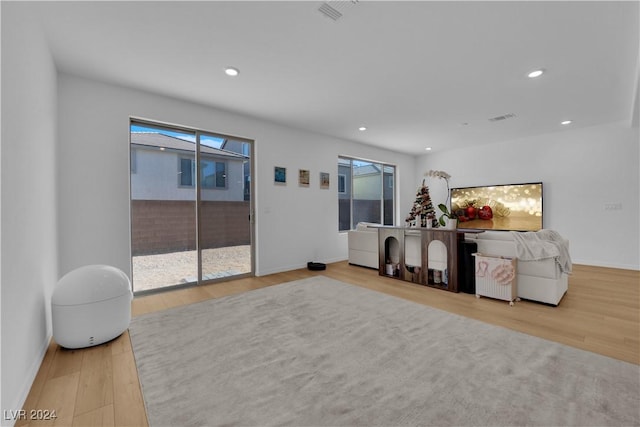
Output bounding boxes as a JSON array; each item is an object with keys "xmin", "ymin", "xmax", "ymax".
[
  {"xmin": 488, "ymin": 113, "xmax": 517, "ymax": 122},
  {"xmin": 319, "ymin": 3, "xmax": 342, "ymax": 20},
  {"xmin": 318, "ymin": 1, "xmax": 358, "ymax": 21}
]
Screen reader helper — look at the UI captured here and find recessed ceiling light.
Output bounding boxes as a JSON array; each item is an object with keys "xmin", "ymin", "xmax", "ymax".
[
  {"xmin": 425, "ymin": 147, "xmax": 432, "ymax": 151},
  {"xmin": 225, "ymin": 67, "xmax": 239, "ymax": 77},
  {"xmin": 358, "ymin": 126, "xmax": 367, "ymax": 131},
  {"xmin": 527, "ymin": 69, "xmax": 544, "ymax": 78},
  {"xmin": 561, "ymin": 120, "xmax": 572, "ymax": 125}
]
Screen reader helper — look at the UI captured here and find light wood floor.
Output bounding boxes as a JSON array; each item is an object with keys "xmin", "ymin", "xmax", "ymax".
[{"xmin": 18, "ymin": 262, "xmax": 639, "ymax": 427}]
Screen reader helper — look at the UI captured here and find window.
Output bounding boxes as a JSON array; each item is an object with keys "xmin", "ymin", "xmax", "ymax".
[
  {"xmin": 338, "ymin": 156, "xmax": 395, "ymax": 231},
  {"xmin": 180, "ymin": 158, "xmax": 195, "ymax": 186},
  {"xmin": 180, "ymin": 158, "xmax": 226, "ymax": 189},
  {"xmin": 338, "ymin": 174, "xmax": 346, "ymax": 194},
  {"xmin": 201, "ymin": 160, "xmax": 227, "ymax": 189}
]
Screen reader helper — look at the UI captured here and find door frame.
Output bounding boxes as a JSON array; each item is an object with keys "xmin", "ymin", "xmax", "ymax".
[{"xmin": 129, "ymin": 117, "xmax": 255, "ymax": 294}]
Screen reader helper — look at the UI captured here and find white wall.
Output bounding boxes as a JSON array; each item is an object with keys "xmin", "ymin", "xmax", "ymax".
[
  {"xmin": 417, "ymin": 122, "xmax": 640, "ymax": 270},
  {"xmin": 57, "ymin": 74, "xmax": 416, "ymax": 277},
  {"xmin": 0, "ymin": 3, "xmax": 59, "ymax": 422}
]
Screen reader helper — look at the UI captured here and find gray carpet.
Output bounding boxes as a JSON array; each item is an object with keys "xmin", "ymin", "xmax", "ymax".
[{"xmin": 129, "ymin": 276, "xmax": 640, "ymax": 427}]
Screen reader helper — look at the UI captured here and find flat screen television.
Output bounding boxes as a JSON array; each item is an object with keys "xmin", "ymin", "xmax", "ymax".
[{"xmin": 450, "ymin": 182, "xmax": 543, "ymax": 231}]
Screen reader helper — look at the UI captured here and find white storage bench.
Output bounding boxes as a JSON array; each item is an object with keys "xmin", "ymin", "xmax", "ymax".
[{"xmin": 465, "ymin": 231, "xmax": 569, "ymax": 306}]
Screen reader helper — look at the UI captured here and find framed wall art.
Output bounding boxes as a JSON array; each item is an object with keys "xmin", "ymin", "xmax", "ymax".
[
  {"xmin": 299, "ymin": 169, "xmax": 310, "ymax": 187},
  {"xmin": 319, "ymin": 172, "xmax": 330, "ymax": 189},
  {"xmin": 274, "ymin": 166, "xmax": 287, "ymax": 184}
]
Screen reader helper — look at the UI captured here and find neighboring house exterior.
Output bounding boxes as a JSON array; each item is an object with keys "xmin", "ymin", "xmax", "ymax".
[
  {"xmin": 221, "ymin": 138, "xmax": 252, "ymax": 201},
  {"xmin": 130, "ymin": 133, "xmax": 251, "ymax": 255},
  {"xmin": 351, "ymin": 164, "xmax": 383, "ymax": 200},
  {"xmin": 130, "ymin": 132, "xmax": 248, "ymax": 201},
  {"xmin": 338, "ymin": 161, "xmax": 394, "ymax": 230}
]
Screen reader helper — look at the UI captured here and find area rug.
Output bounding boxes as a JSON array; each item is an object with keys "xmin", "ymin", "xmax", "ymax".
[{"xmin": 129, "ymin": 276, "xmax": 640, "ymax": 427}]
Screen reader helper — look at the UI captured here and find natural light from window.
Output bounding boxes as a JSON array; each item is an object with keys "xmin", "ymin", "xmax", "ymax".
[{"xmin": 338, "ymin": 156, "xmax": 395, "ymax": 231}]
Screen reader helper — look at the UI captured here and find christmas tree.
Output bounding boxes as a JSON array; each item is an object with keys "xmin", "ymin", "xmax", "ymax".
[{"xmin": 405, "ymin": 179, "xmax": 436, "ymax": 227}]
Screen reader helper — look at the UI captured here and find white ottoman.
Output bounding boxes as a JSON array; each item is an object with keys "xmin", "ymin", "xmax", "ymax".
[{"xmin": 52, "ymin": 265, "xmax": 133, "ymax": 349}]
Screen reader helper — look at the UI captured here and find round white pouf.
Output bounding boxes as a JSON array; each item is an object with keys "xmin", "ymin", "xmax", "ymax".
[{"xmin": 52, "ymin": 265, "xmax": 133, "ymax": 349}]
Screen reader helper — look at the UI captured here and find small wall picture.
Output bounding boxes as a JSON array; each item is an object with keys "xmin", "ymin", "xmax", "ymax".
[
  {"xmin": 299, "ymin": 169, "xmax": 310, "ymax": 187},
  {"xmin": 320, "ymin": 172, "xmax": 330, "ymax": 189},
  {"xmin": 274, "ymin": 166, "xmax": 286, "ymax": 184}
]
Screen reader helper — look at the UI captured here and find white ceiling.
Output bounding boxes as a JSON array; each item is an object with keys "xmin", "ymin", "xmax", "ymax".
[{"xmin": 33, "ymin": 1, "xmax": 639, "ymax": 154}]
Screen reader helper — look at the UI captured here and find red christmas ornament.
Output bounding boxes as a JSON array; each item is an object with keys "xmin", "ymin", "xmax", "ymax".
[
  {"xmin": 466, "ymin": 206, "xmax": 477, "ymax": 219},
  {"xmin": 478, "ymin": 205, "xmax": 493, "ymax": 220}
]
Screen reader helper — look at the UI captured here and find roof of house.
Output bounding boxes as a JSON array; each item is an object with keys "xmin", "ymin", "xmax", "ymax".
[{"xmin": 131, "ymin": 132, "xmax": 247, "ymax": 159}]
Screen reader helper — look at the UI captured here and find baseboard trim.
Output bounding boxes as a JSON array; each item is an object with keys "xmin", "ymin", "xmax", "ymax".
[
  {"xmin": 3, "ymin": 335, "xmax": 51, "ymax": 427},
  {"xmin": 257, "ymin": 257, "xmax": 347, "ymax": 277},
  {"xmin": 572, "ymin": 260, "xmax": 640, "ymax": 272}
]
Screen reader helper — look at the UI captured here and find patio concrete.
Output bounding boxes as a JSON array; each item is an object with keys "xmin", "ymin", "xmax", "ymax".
[{"xmin": 132, "ymin": 245, "xmax": 251, "ymax": 292}]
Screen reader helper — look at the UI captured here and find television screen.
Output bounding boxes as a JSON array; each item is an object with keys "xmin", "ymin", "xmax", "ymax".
[{"xmin": 450, "ymin": 182, "xmax": 543, "ymax": 231}]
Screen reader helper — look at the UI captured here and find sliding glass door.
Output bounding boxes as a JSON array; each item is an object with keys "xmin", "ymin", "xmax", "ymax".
[
  {"xmin": 130, "ymin": 120, "xmax": 253, "ymax": 293},
  {"xmin": 198, "ymin": 133, "xmax": 253, "ymax": 281}
]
